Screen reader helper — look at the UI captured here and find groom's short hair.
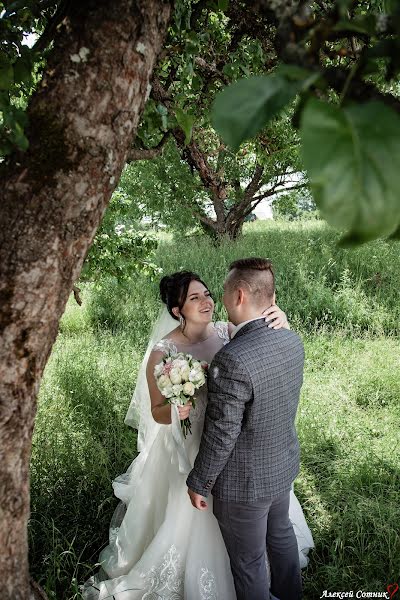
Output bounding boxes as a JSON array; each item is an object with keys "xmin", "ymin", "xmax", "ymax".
[{"xmin": 227, "ymin": 257, "xmax": 275, "ymax": 305}]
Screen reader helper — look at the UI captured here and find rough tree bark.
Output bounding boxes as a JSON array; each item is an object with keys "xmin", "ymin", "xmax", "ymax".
[{"xmin": 0, "ymin": 1, "xmax": 171, "ymax": 598}]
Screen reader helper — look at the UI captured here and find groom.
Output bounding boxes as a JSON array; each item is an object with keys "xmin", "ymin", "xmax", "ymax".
[{"xmin": 186, "ymin": 257, "xmax": 303, "ymax": 600}]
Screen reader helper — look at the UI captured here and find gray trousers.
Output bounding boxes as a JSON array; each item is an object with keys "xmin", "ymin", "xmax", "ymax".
[{"xmin": 213, "ymin": 490, "xmax": 302, "ymax": 600}]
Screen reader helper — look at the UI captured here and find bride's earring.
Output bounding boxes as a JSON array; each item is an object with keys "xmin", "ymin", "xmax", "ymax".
[{"xmin": 179, "ymin": 315, "xmax": 184, "ymax": 328}]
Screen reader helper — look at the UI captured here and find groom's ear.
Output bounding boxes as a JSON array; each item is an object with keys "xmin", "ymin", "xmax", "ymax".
[{"xmin": 237, "ymin": 288, "xmax": 245, "ymax": 306}]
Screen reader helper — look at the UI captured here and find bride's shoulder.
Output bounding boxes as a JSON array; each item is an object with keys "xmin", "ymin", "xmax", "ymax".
[
  {"xmin": 151, "ymin": 337, "xmax": 179, "ymax": 355},
  {"xmin": 213, "ymin": 321, "xmax": 231, "ymax": 344}
]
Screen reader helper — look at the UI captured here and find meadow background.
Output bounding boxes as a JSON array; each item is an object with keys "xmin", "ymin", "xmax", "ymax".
[{"xmin": 29, "ymin": 220, "xmax": 400, "ymax": 600}]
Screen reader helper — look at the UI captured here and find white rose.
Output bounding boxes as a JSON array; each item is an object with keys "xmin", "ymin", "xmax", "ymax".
[
  {"xmin": 157, "ymin": 374, "xmax": 171, "ymax": 389},
  {"xmin": 163, "ymin": 385, "xmax": 174, "ymax": 398},
  {"xmin": 189, "ymin": 368, "xmax": 203, "ymax": 383},
  {"xmin": 172, "ymin": 384, "xmax": 183, "ymax": 396},
  {"xmin": 180, "ymin": 365, "xmax": 191, "ymax": 382},
  {"xmin": 169, "ymin": 368, "xmax": 182, "ymax": 385},
  {"xmin": 192, "ymin": 361, "xmax": 202, "ymax": 370},
  {"xmin": 154, "ymin": 362, "xmax": 164, "ymax": 377},
  {"xmin": 172, "ymin": 358, "xmax": 187, "ymax": 370},
  {"xmin": 195, "ymin": 372, "xmax": 205, "ymax": 387},
  {"xmin": 183, "ymin": 382, "xmax": 195, "ymax": 396}
]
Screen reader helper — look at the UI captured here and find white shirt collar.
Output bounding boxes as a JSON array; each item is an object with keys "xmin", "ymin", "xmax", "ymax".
[{"xmin": 231, "ymin": 316, "xmax": 265, "ymax": 339}]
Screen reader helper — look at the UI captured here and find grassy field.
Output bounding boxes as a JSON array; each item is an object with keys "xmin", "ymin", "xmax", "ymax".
[{"xmin": 29, "ymin": 220, "xmax": 400, "ymax": 599}]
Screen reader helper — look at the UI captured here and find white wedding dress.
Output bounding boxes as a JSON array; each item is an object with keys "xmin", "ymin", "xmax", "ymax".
[{"xmin": 83, "ymin": 316, "xmax": 314, "ymax": 600}]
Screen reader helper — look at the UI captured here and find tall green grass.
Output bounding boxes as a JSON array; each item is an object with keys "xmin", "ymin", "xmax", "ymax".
[
  {"xmin": 157, "ymin": 221, "xmax": 400, "ymax": 335},
  {"xmin": 29, "ymin": 221, "xmax": 400, "ymax": 599}
]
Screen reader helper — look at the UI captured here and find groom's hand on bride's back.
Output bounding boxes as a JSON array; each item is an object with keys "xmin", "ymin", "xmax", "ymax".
[{"xmin": 187, "ymin": 488, "xmax": 208, "ymax": 511}]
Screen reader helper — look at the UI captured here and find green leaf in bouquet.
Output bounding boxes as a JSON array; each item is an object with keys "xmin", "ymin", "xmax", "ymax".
[{"xmin": 300, "ymin": 98, "xmax": 400, "ymax": 244}]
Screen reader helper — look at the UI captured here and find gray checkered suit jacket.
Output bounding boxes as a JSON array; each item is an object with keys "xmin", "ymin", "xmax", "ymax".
[{"xmin": 186, "ymin": 319, "xmax": 304, "ymax": 502}]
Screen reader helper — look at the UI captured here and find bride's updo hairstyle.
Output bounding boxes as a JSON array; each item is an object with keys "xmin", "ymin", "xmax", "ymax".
[{"xmin": 160, "ymin": 271, "xmax": 211, "ymax": 329}]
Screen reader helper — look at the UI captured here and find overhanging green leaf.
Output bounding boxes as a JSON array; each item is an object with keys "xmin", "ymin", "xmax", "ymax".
[
  {"xmin": 0, "ymin": 55, "xmax": 14, "ymax": 90},
  {"xmin": 336, "ymin": 0, "xmax": 353, "ymax": 17},
  {"xmin": 211, "ymin": 75, "xmax": 299, "ymax": 151},
  {"xmin": 387, "ymin": 224, "xmax": 400, "ymax": 240},
  {"xmin": 333, "ymin": 16, "xmax": 377, "ymax": 36},
  {"xmin": 13, "ymin": 56, "xmax": 32, "ymax": 84},
  {"xmin": 175, "ymin": 108, "xmax": 195, "ymax": 145},
  {"xmin": 301, "ymin": 98, "xmax": 400, "ymax": 243}
]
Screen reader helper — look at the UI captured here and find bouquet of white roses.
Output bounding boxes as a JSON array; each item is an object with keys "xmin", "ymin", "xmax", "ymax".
[{"xmin": 154, "ymin": 352, "xmax": 208, "ymax": 437}]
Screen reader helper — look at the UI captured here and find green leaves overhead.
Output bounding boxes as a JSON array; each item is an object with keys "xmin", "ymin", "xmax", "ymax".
[
  {"xmin": 211, "ymin": 75, "xmax": 297, "ymax": 151},
  {"xmin": 333, "ymin": 15, "xmax": 377, "ymax": 36},
  {"xmin": 175, "ymin": 108, "xmax": 195, "ymax": 145},
  {"xmin": 218, "ymin": 0, "xmax": 229, "ymax": 11},
  {"xmin": 211, "ymin": 72, "xmax": 318, "ymax": 151},
  {"xmin": 0, "ymin": 55, "xmax": 14, "ymax": 90},
  {"xmin": 301, "ymin": 99, "xmax": 400, "ymax": 244}
]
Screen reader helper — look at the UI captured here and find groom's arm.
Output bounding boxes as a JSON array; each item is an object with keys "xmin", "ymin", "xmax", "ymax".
[{"xmin": 186, "ymin": 349, "xmax": 252, "ymax": 497}]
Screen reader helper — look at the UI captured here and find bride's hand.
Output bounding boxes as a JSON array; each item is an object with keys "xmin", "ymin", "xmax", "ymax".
[
  {"xmin": 262, "ymin": 304, "xmax": 290, "ymax": 330},
  {"xmin": 177, "ymin": 402, "xmax": 192, "ymax": 420}
]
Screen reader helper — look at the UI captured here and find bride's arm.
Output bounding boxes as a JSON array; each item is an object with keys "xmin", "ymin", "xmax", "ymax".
[
  {"xmin": 226, "ymin": 304, "xmax": 289, "ymax": 340},
  {"xmin": 146, "ymin": 351, "xmax": 192, "ymax": 425},
  {"xmin": 262, "ymin": 304, "xmax": 290, "ymax": 330}
]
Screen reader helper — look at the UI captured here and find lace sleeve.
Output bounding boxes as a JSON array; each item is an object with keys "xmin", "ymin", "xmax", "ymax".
[
  {"xmin": 152, "ymin": 339, "xmax": 178, "ymax": 355},
  {"xmin": 214, "ymin": 321, "xmax": 230, "ymax": 345}
]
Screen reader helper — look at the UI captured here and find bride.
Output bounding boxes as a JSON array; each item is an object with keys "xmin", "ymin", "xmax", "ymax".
[{"xmin": 83, "ymin": 271, "xmax": 313, "ymax": 599}]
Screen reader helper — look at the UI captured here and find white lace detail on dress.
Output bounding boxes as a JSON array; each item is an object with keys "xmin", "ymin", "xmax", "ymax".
[
  {"xmin": 199, "ymin": 567, "xmax": 218, "ymax": 600},
  {"xmin": 152, "ymin": 339, "xmax": 178, "ymax": 355},
  {"xmin": 213, "ymin": 321, "xmax": 230, "ymax": 345},
  {"xmin": 141, "ymin": 545, "xmax": 183, "ymax": 599},
  {"xmin": 189, "ymin": 393, "xmax": 207, "ymax": 424}
]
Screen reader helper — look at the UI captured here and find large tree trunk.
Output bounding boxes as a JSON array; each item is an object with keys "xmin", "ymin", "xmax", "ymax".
[{"xmin": 0, "ymin": 1, "xmax": 171, "ymax": 597}]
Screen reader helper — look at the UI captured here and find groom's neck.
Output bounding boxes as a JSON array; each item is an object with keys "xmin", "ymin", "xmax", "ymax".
[
  {"xmin": 235, "ymin": 298, "xmax": 274, "ymax": 324},
  {"xmin": 236, "ymin": 308, "xmax": 265, "ymax": 324}
]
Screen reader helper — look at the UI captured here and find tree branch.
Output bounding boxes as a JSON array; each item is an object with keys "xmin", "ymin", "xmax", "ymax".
[
  {"xmin": 127, "ymin": 132, "xmax": 170, "ymax": 162},
  {"xmin": 194, "ymin": 57, "xmax": 229, "ymax": 85},
  {"xmin": 192, "ymin": 210, "xmax": 216, "ymax": 228},
  {"xmin": 324, "ymin": 66, "xmax": 400, "ymax": 113},
  {"xmin": 173, "ymin": 128, "xmax": 227, "ymax": 225},
  {"xmin": 72, "ymin": 285, "xmax": 82, "ymax": 306},
  {"xmin": 32, "ymin": 0, "xmax": 72, "ymax": 53},
  {"xmin": 244, "ymin": 163, "xmax": 264, "ymax": 199},
  {"xmin": 151, "ymin": 77, "xmax": 228, "ymax": 229},
  {"xmin": 226, "ymin": 163, "xmax": 265, "ymax": 228},
  {"xmin": 251, "ymin": 181, "xmax": 308, "ymax": 206}
]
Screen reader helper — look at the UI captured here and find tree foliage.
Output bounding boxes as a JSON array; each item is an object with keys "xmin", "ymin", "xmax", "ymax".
[
  {"xmin": 128, "ymin": 2, "xmax": 306, "ymax": 239},
  {"xmin": 211, "ymin": 0, "xmax": 400, "ymax": 244},
  {"xmin": 0, "ymin": 0, "xmax": 58, "ymax": 154},
  {"xmin": 272, "ymin": 188, "xmax": 318, "ymax": 220},
  {"xmin": 81, "ymin": 191, "xmax": 161, "ymax": 285},
  {"xmin": 2, "ymin": 0, "xmax": 400, "ymax": 245}
]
